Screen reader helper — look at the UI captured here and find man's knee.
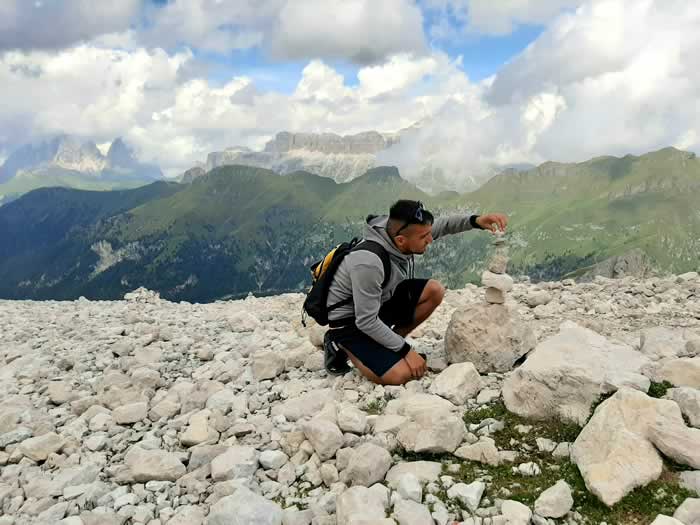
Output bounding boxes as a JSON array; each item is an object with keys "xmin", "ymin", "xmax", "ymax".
[
  {"xmin": 425, "ymin": 279, "xmax": 445, "ymax": 306},
  {"xmin": 381, "ymin": 360, "xmax": 414, "ymax": 386}
]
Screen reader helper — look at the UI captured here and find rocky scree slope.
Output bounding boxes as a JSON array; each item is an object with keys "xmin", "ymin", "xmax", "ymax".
[{"xmin": 0, "ymin": 273, "xmax": 700, "ymax": 524}]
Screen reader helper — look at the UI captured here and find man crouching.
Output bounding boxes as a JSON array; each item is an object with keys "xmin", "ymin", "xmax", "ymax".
[{"xmin": 324, "ymin": 199, "xmax": 508, "ymax": 385}]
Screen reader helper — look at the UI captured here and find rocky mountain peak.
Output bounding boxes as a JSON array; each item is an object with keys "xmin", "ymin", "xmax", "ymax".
[{"xmin": 52, "ymin": 135, "xmax": 106, "ymax": 173}]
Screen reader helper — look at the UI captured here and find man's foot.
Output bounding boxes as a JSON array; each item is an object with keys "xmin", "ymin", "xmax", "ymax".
[{"xmin": 323, "ymin": 331, "xmax": 351, "ymax": 376}]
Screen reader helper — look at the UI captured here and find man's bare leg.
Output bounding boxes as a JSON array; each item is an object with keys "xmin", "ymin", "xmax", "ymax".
[
  {"xmin": 340, "ymin": 346, "xmax": 418, "ymax": 386},
  {"xmin": 394, "ymin": 279, "xmax": 445, "ymax": 337}
]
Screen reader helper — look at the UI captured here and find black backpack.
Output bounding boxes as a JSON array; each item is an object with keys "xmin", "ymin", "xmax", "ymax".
[{"xmin": 302, "ymin": 237, "xmax": 391, "ymax": 327}]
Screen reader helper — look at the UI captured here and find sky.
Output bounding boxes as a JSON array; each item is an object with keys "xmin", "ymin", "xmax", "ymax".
[{"xmin": 1, "ymin": 0, "xmax": 699, "ymax": 180}]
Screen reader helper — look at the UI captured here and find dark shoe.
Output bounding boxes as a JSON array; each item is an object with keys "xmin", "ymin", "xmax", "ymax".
[{"xmin": 324, "ymin": 331, "xmax": 351, "ymax": 376}]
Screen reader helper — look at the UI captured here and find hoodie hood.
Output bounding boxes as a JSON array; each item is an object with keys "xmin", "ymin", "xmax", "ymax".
[{"xmin": 363, "ymin": 215, "xmax": 409, "ymax": 261}]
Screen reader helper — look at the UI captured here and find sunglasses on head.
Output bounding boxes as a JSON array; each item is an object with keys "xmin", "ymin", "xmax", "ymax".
[{"xmin": 395, "ymin": 201, "xmax": 425, "ymax": 236}]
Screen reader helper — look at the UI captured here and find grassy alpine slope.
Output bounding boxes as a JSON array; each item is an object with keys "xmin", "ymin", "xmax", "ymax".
[{"xmin": 0, "ymin": 147, "xmax": 698, "ymax": 301}]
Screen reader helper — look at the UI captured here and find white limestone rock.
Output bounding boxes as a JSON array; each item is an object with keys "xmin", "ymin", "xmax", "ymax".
[
  {"xmin": 534, "ymin": 480, "xmax": 574, "ymax": 518},
  {"xmin": 673, "ymin": 497, "xmax": 700, "ymax": 525},
  {"xmin": 393, "ymin": 498, "xmax": 434, "ymax": 525},
  {"xmin": 446, "ymin": 481, "xmax": 485, "ymax": 511},
  {"xmin": 252, "ymin": 351, "xmax": 286, "ymax": 380},
  {"xmin": 503, "ymin": 321, "xmax": 651, "ymax": 424},
  {"xmin": 20, "ymin": 432, "xmax": 65, "ymax": 462},
  {"xmin": 210, "ymin": 446, "xmax": 260, "ymax": 482},
  {"xmin": 571, "ymin": 388, "xmax": 685, "ymax": 506},
  {"xmin": 345, "ymin": 442, "xmax": 392, "ymax": 487},
  {"xmin": 301, "ymin": 417, "xmax": 344, "ymax": 461},
  {"xmin": 124, "ymin": 446, "xmax": 186, "ymax": 482},
  {"xmin": 501, "ymin": 500, "xmax": 533, "ymax": 525},
  {"xmin": 207, "ymin": 486, "xmax": 282, "ymax": 525},
  {"xmin": 429, "ymin": 362, "xmax": 483, "ymax": 405},
  {"xmin": 668, "ymin": 387, "xmax": 700, "ymax": 427},
  {"xmin": 336, "ymin": 485, "xmax": 389, "ymax": 525}
]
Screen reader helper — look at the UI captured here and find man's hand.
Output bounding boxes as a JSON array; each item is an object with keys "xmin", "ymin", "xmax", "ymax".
[
  {"xmin": 476, "ymin": 213, "xmax": 508, "ymax": 233},
  {"xmin": 403, "ymin": 349, "xmax": 427, "ymax": 379}
]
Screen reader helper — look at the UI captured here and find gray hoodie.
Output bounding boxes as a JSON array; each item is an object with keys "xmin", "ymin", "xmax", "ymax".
[{"xmin": 326, "ymin": 213, "xmax": 477, "ymax": 351}]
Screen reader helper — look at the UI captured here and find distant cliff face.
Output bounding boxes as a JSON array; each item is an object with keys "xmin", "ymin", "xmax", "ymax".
[
  {"xmin": 200, "ymin": 131, "xmax": 400, "ymax": 185},
  {"xmin": 263, "ymin": 131, "xmax": 398, "ymax": 155}
]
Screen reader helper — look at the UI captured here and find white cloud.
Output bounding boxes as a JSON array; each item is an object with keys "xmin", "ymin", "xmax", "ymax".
[
  {"xmin": 1, "ymin": 0, "xmax": 699, "ymax": 190},
  {"xmin": 140, "ymin": 0, "xmax": 427, "ymax": 64},
  {"xmin": 270, "ymin": 0, "xmax": 427, "ymax": 64},
  {"xmin": 141, "ymin": 0, "xmax": 282, "ymax": 53},
  {"xmin": 487, "ymin": 0, "xmax": 700, "ymax": 161},
  {"xmin": 0, "ymin": 0, "xmax": 141, "ymax": 51}
]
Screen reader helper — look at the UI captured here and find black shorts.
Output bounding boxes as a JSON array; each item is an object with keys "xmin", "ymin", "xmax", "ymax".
[{"xmin": 328, "ymin": 278, "xmax": 429, "ymax": 377}]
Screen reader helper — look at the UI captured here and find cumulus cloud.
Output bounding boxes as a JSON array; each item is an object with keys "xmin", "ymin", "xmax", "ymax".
[
  {"xmin": 140, "ymin": 0, "xmax": 427, "ymax": 64},
  {"xmin": 270, "ymin": 0, "xmax": 427, "ymax": 64},
  {"xmin": 0, "ymin": 0, "xmax": 141, "ymax": 51},
  {"xmin": 1, "ymin": 0, "xmax": 699, "ymax": 191},
  {"xmin": 487, "ymin": 0, "xmax": 700, "ymax": 161}
]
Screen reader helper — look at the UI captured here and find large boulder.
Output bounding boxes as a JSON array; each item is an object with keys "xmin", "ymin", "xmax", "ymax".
[
  {"xmin": 445, "ymin": 304, "xmax": 535, "ymax": 373},
  {"xmin": 503, "ymin": 321, "xmax": 651, "ymax": 424},
  {"xmin": 571, "ymin": 388, "xmax": 686, "ymax": 506}
]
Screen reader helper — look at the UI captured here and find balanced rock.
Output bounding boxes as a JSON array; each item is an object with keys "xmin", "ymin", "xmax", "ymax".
[
  {"xmin": 482, "ymin": 271, "xmax": 514, "ymax": 292},
  {"xmin": 445, "ymin": 304, "xmax": 535, "ymax": 373}
]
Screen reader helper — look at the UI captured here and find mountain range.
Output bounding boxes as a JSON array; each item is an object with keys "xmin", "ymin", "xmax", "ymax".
[
  {"xmin": 179, "ymin": 129, "xmax": 528, "ymax": 194},
  {"xmin": 0, "ymin": 135, "xmax": 162, "ymax": 206},
  {"xmin": 0, "ymin": 146, "xmax": 698, "ymax": 302}
]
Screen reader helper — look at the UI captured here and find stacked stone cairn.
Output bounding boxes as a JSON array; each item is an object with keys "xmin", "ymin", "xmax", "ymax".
[
  {"xmin": 482, "ymin": 230, "xmax": 513, "ymax": 304},
  {"xmin": 444, "ymin": 230, "xmax": 536, "ymax": 372}
]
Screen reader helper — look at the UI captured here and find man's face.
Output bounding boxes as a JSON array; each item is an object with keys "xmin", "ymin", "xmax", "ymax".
[{"xmin": 396, "ymin": 223, "xmax": 433, "ymax": 254}]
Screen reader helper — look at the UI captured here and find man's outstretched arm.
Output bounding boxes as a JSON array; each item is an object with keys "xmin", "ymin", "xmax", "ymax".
[{"xmin": 432, "ymin": 212, "xmax": 508, "ymax": 240}]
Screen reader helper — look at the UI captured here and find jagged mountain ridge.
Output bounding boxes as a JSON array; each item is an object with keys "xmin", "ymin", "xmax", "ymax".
[{"xmin": 0, "ymin": 135, "xmax": 163, "ymax": 206}]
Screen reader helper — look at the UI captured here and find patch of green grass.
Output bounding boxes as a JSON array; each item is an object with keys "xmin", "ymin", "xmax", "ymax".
[
  {"xmin": 648, "ymin": 381, "xmax": 674, "ymax": 399},
  {"xmin": 456, "ymin": 400, "xmax": 693, "ymax": 524},
  {"xmin": 453, "ymin": 455, "xmax": 692, "ymax": 524},
  {"xmin": 462, "ymin": 400, "xmax": 581, "ymax": 450},
  {"xmin": 364, "ymin": 399, "xmax": 386, "ymax": 415},
  {"xmin": 395, "ymin": 449, "xmax": 454, "ymax": 463}
]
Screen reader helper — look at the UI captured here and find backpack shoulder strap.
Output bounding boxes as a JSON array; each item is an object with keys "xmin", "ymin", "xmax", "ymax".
[{"xmin": 353, "ymin": 240, "xmax": 392, "ymax": 288}]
